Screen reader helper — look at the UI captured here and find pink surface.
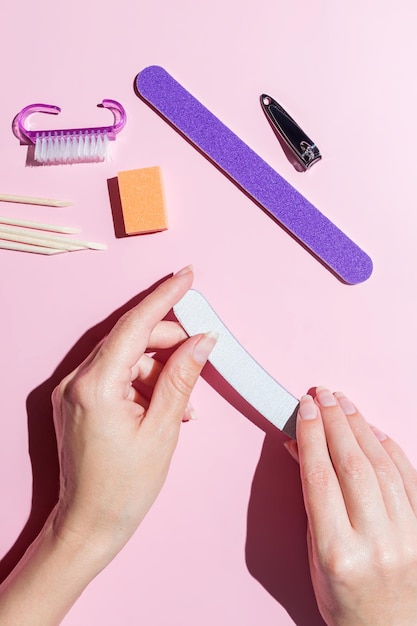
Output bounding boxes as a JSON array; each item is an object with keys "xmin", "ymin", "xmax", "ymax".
[{"xmin": 1, "ymin": 2, "xmax": 416, "ymax": 624}]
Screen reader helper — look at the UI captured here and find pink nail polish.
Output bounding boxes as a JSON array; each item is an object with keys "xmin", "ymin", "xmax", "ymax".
[
  {"xmin": 334, "ymin": 392, "xmax": 356, "ymax": 416},
  {"xmin": 182, "ymin": 405, "xmax": 198, "ymax": 422},
  {"xmin": 370, "ymin": 424, "xmax": 388, "ymax": 442},
  {"xmin": 316, "ymin": 386, "xmax": 337, "ymax": 408},
  {"xmin": 298, "ymin": 395, "xmax": 318, "ymax": 420},
  {"xmin": 187, "ymin": 404, "xmax": 198, "ymax": 420},
  {"xmin": 175, "ymin": 264, "xmax": 193, "ymax": 276},
  {"xmin": 192, "ymin": 332, "xmax": 219, "ymax": 365}
]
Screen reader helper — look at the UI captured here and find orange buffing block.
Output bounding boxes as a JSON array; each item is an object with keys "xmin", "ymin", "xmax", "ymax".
[{"xmin": 117, "ymin": 166, "xmax": 168, "ymax": 234}]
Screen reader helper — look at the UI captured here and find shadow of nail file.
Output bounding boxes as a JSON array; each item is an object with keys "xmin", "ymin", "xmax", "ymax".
[{"xmin": 173, "ymin": 289, "xmax": 299, "ymax": 439}]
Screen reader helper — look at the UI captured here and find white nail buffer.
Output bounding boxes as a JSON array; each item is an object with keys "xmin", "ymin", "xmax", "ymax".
[{"xmin": 173, "ymin": 289, "xmax": 299, "ymax": 438}]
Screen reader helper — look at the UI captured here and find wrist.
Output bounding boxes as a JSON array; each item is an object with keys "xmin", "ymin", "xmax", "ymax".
[
  {"xmin": 0, "ymin": 506, "xmax": 110, "ymax": 625},
  {"xmin": 51, "ymin": 502, "xmax": 122, "ymax": 573}
]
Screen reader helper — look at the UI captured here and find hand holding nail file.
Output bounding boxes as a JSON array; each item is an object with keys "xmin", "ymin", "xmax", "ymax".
[
  {"xmin": 173, "ymin": 289, "xmax": 299, "ymax": 438},
  {"xmin": 136, "ymin": 66, "xmax": 373, "ymax": 285}
]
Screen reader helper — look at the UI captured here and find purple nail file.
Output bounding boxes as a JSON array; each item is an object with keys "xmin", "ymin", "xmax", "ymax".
[{"xmin": 136, "ymin": 66, "xmax": 373, "ymax": 285}]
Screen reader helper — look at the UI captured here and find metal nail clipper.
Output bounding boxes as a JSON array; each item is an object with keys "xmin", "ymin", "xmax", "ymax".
[{"xmin": 260, "ymin": 94, "xmax": 321, "ymax": 170}]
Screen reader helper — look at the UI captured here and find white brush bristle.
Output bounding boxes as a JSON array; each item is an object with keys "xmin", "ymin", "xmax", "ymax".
[{"xmin": 34, "ymin": 132, "xmax": 109, "ymax": 164}]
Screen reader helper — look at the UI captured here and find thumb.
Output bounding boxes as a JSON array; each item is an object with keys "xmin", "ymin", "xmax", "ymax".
[{"xmin": 146, "ymin": 331, "xmax": 218, "ymax": 433}]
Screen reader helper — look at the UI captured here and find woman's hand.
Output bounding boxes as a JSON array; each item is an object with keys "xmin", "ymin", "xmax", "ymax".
[
  {"xmin": 51, "ymin": 265, "xmax": 217, "ymax": 561},
  {"xmin": 0, "ymin": 266, "xmax": 217, "ymax": 626},
  {"xmin": 285, "ymin": 387, "xmax": 417, "ymax": 626}
]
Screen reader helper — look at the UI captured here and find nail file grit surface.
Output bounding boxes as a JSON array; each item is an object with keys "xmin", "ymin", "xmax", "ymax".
[
  {"xmin": 173, "ymin": 289, "xmax": 299, "ymax": 439},
  {"xmin": 136, "ymin": 66, "xmax": 373, "ymax": 285}
]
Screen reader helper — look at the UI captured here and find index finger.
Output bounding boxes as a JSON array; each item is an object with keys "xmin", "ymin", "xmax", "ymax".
[
  {"xmin": 296, "ymin": 394, "xmax": 351, "ymax": 545},
  {"xmin": 96, "ymin": 266, "xmax": 194, "ymax": 375}
]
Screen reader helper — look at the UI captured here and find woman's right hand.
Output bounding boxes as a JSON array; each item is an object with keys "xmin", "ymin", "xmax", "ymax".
[{"xmin": 285, "ymin": 387, "xmax": 417, "ymax": 626}]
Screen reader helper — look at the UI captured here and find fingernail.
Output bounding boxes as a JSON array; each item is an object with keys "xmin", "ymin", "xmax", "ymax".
[
  {"xmin": 315, "ymin": 386, "xmax": 337, "ymax": 408},
  {"xmin": 187, "ymin": 403, "xmax": 198, "ymax": 420},
  {"xmin": 182, "ymin": 403, "xmax": 198, "ymax": 422},
  {"xmin": 334, "ymin": 392, "xmax": 357, "ymax": 416},
  {"xmin": 283, "ymin": 440, "xmax": 300, "ymax": 463},
  {"xmin": 192, "ymin": 331, "xmax": 219, "ymax": 365},
  {"xmin": 370, "ymin": 424, "xmax": 388, "ymax": 442},
  {"xmin": 182, "ymin": 402, "xmax": 197, "ymax": 422},
  {"xmin": 298, "ymin": 395, "xmax": 318, "ymax": 420},
  {"xmin": 175, "ymin": 264, "xmax": 193, "ymax": 276}
]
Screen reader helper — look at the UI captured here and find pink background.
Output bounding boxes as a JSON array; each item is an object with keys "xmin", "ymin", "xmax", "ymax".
[{"xmin": 1, "ymin": 1, "xmax": 416, "ymax": 624}]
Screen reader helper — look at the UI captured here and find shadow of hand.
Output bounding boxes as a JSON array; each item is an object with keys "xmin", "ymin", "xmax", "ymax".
[
  {"xmin": 0, "ymin": 278, "xmax": 168, "ymax": 584},
  {"xmin": 246, "ymin": 430, "xmax": 326, "ymax": 625},
  {"xmin": 200, "ymin": 364, "xmax": 325, "ymax": 625}
]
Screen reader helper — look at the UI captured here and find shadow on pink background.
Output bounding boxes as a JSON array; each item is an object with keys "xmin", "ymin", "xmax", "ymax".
[
  {"xmin": 202, "ymin": 366, "xmax": 326, "ymax": 625},
  {"xmin": 1, "ymin": 284, "xmax": 324, "ymax": 625}
]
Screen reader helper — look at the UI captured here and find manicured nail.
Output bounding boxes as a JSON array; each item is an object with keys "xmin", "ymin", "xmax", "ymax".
[
  {"xmin": 370, "ymin": 424, "xmax": 388, "ymax": 442},
  {"xmin": 192, "ymin": 331, "xmax": 219, "ymax": 365},
  {"xmin": 298, "ymin": 395, "xmax": 318, "ymax": 420},
  {"xmin": 182, "ymin": 403, "xmax": 198, "ymax": 422},
  {"xmin": 187, "ymin": 403, "xmax": 198, "ymax": 420},
  {"xmin": 175, "ymin": 264, "xmax": 193, "ymax": 276},
  {"xmin": 334, "ymin": 392, "xmax": 356, "ymax": 416},
  {"xmin": 315, "ymin": 386, "xmax": 337, "ymax": 408},
  {"xmin": 283, "ymin": 440, "xmax": 299, "ymax": 463}
]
